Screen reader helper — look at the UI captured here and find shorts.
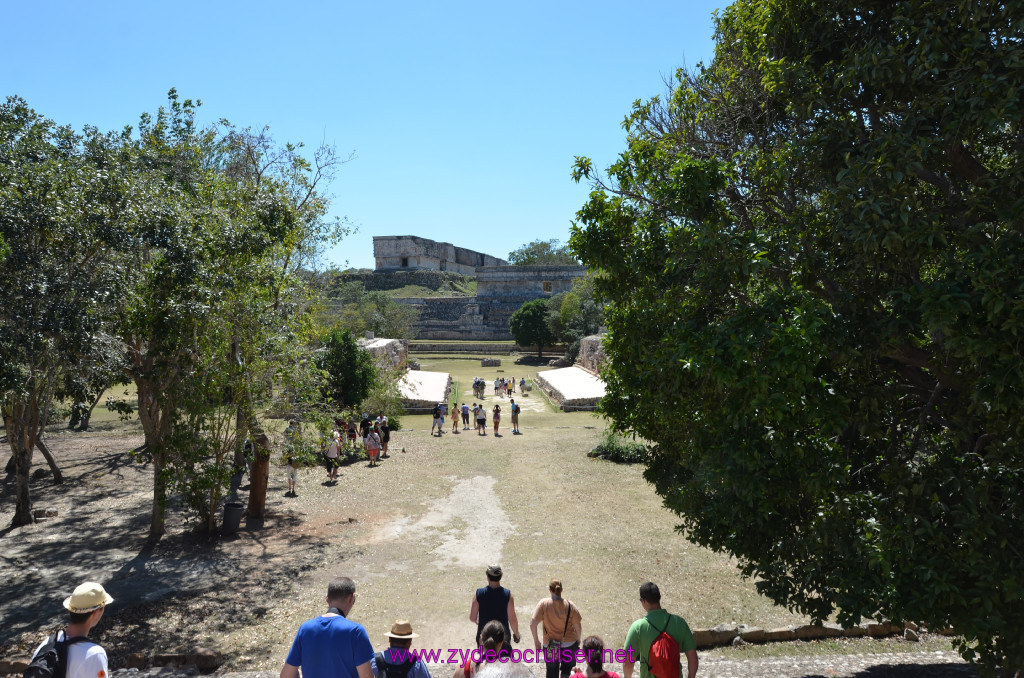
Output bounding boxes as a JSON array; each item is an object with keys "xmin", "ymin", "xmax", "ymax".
[
  {"xmin": 433, "ymin": 417, "xmax": 443, "ymax": 427},
  {"xmin": 286, "ymin": 465, "xmax": 298, "ymax": 483}
]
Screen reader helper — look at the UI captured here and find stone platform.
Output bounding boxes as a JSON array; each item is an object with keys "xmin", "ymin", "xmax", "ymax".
[
  {"xmin": 398, "ymin": 370, "xmax": 452, "ymax": 412},
  {"xmin": 534, "ymin": 366, "xmax": 606, "ymax": 410}
]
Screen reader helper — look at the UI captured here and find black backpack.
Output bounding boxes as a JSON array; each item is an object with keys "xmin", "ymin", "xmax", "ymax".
[
  {"xmin": 374, "ymin": 652, "xmax": 417, "ymax": 678},
  {"xmin": 25, "ymin": 632, "xmax": 90, "ymax": 678}
]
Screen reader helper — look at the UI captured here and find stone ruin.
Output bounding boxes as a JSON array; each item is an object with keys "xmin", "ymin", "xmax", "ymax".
[
  {"xmin": 395, "ymin": 265, "xmax": 586, "ymax": 340},
  {"xmin": 356, "ymin": 337, "xmax": 409, "ymax": 370},
  {"xmin": 369, "ymin": 235, "xmax": 587, "ymax": 341},
  {"xmin": 374, "ymin": 235, "xmax": 507, "ymax": 275}
]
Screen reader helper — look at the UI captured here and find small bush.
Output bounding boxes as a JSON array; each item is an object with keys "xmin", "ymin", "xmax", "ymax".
[{"xmin": 588, "ymin": 430, "xmax": 649, "ymax": 464}]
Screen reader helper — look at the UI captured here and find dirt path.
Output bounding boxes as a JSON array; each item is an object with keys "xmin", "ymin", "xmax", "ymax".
[{"xmin": 0, "ymin": 359, "xmax": 965, "ymax": 674}]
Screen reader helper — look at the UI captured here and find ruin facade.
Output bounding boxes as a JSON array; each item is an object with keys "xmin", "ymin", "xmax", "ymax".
[
  {"xmin": 396, "ymin": 265, "xmax": 586, "ymax": 340},
  {"xmin": 373, "ymin": 235, "xmax": 507, "ymax": 275}
]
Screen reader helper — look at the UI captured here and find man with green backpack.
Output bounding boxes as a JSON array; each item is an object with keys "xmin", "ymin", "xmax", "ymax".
[{"xmin": 622, "ymin": 582, "xmax": 698, "ymax": 678}]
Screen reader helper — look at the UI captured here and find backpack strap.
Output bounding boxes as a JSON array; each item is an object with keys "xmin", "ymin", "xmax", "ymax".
[{"xmin": 56, "ymin": 632, "xmax": 90, "ymax": 678}]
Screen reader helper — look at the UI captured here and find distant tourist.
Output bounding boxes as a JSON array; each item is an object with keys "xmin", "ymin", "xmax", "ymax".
[
  {"xmin": 531, "ymin": 579, "xmax": 582, "ymax": 678},
  {"xmin": 510, "ymin": 399, "xmax": 521, "ymax": 435},
  {"xmin": 372, "ymin": 620, "xmax": 430, "ymax": 678},
  {"xmin": 284, "ymin": 447, "xmax": 299, "ymax": 496},
  {"xmin": 461, "ymin": 402, "xmax": 470, "ymax": 429},
  {"xmin": 623, "ymin": 582, "xmax": 698, "ymax": 678},
  {"xmin": 494, "ymin": 377, "xmax": 502, "ymax": 398},
  {"xmin": 431, "ymin": 403, "xmax": 444, "ymax": 437},
  {"xmin": 29, "ymin": 582, "xmax": 113, "ymax": 678},
  {"xmin": 325, "ymin": 429, "xmax": 341, "ymax": 483},
  {"xmin": 519, "ymin": 377, "xmax": 526, "ymax": 392},
  {"xmin": 570, "ymin": 636, "xmax": 620, "ymax": 678},
  {"xmin": 475, "ymin": 403, "xmax": 487, "ymax": 436},
  {"xmin": 379, "ymin": 415, "xmax": 391, "ymax": 458},
  {"xmin": 452, "ymin": 402, "xmax": 461, "ymax": 433},
  {"xmin": 470, "ymin": 565, "xmax": 521, "ymax": 646},
  {"xmin": 492, "ymin": 404, "xmax": 501, "ymax": 437},
  {"xmin": 361, "ymin": 413, "xmax": 372, "ymax": 442},
  {"xmin": 508, "ymin": 377, "xmax": 515, "ymax": 394},
  {"xmin": 281, "ymin": 577, "xmax": 374, "ymax": 678},
  {"xmin": 366, "ymin": 423, "xmax": 383, "ymax": 467},
  {"xmin": 347, "ymin": 418, "xmax": 359, "ymax": 449}
]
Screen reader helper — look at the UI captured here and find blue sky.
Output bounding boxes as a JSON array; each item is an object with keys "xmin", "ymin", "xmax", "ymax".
[{"xmin": 3, "ymin": 1, "xmax": 722, "ymax": 270}]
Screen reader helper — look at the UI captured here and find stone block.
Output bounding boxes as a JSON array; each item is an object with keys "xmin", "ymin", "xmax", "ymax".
[
  {"xmin": 186, "ymin": 648, "xmax": 221, "ymax": 670},
  {"xmin": 794, "ymin": 625, "xmax": 828, "ymax": 640},
  {"xmin": 738, "ymin": 625, "xmax": 767, "ymax": 643},
  {"xmin": 864, "ymin": 621, "xmax": 897, "ymax": 637},
  {"xmin": 124, "ymin": 653, "xmax": 148, "ymax": 669},
  {"xmin": 764, "ymin": 627, "xmax": 796, "ymax": 642},
  {"xmin": 33, "ymin": 507, "xmax": 58, "ymax": 520},
  {"xmin": 842, "ymin": 626, "xmax": 867, "ymax": 638},
  {"xmin": 822, "ymin": 623, "xmax": 844, "ymax": 638},
  {"xmin": 903, "ymin": 621, "xmax": 919, "ymax": 632},
  {"xmin": 481, "ymin": 358, "xmax": 501, "ymax": 367},
  {"xmin": 904, "ymin": 628, "xmax": 920, "ymax": 642},
  {"xmin": 708, "ymin": 624, "xmax": 739, "ymax": 645}
]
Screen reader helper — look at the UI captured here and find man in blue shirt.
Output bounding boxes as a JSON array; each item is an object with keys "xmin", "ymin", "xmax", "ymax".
[
  {"xmin": 281, "ymin": 577, "xmax": 375, "ymax": 678},
  {"xmin": 370, "ymin": 620, "xmax": 431, "ymax": 678}
]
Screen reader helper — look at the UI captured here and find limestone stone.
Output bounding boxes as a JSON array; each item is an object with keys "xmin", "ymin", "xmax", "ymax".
[
  {"xmin": 738, "ymin": 625, "xmax": 767, "ymax": 643},
  {"xmin": 575, "ymin": 334, "xmax": 607, "ymax": 374},
  {"xmin": 708, "ymin": 624, "xmax": 740, "ymax": 645},
  {"xmin": 842, "ymin": 625, "xmax": 867, "ymax": 638},
  {"xmin": 357, "ymin": 337, "xmax": 408, "ymax": 370},
  {"xmin": 125, "ymin": 653, "xmax": 148, "ymax": 669},
  {"xmin": 764, "ymin": 627, "xmax": 796, "ymax": 642},
  {"xmin": 481, "ymin": 358, "xmax": 501, "ymax": 367},
  {"xmin": 904, "ymin": 628, "xmax": 920, "ymax": 642},
  {"xmin": 794, "ymin": 625, "xmax": 828, "ymax": 640}
]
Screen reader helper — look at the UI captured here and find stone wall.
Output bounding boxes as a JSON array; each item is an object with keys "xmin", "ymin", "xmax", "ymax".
[
  {"xmin": 335, "ymin": 270, "xmax": 473, "ymax": 292},
  {"xmin": 476, "ymin": 265, "xmax": 586, "ymax": 298},
  {"xmin": 357, "ymin": 337, "xmax": 408, "ymax": 369},
  {"xmin": 575, "ymin": 334, "xmax": 607, "ymax": 375},
  {"xmin": 374, "ymin": 236, "xmax": 507, "ymax": 275}
]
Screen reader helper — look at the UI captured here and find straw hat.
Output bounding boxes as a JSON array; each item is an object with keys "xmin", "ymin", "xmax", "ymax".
[
  {"xmin": 385, "ymin": 620, "xmax": 419, "ymax": 639},
  {"xmin": 63, "ymin": 582, "xmax": 114, "ymax": 613}
]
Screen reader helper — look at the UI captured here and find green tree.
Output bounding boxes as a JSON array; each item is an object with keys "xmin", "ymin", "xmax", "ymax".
[
  {"xmin": 571, "ymin": 0, "xmax": 1024, "ymax": 672},
  {"xmin": 508, "ymin": 238, "xmax": 579, "ymax": 266},
  {"xmin": 119, "ymin": 92, "xmax": 345, "ymax": 535},
  {"xmin": 318, "ymin": 327, "xmax": 376, "ymax": 410},
  {"xmin": 509, "ymin": 299, "xmax": 556, "ymax": 358},
  {"xmin": 0, "ymin": 97, "xmax": 141, "ymax": 526}
]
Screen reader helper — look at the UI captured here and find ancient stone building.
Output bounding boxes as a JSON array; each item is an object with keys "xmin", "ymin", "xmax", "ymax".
[
  {"xmin": 373, "ymin": 236, "xmax": 507, "ymax": 275},
  {"xmin": 396, "ymin": 265, "xmax": 586, "ymax": 340}
]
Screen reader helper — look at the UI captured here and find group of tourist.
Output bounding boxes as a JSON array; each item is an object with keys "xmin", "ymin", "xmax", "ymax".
[
  {"xmin": 432, "ymin": 400, "xmax": 522, "ymax": 437},
  {"xmin": 282, "ymin": 414, "xmax": 394, "ymax": 496},
  {"xmin": 278, "ymin": 570, "xmax": 699, "ymax": 678},
  {"xmin": 37, "ymin": 571, "xmax": 697, "ymax": 678},
  {"xmin": 471, "ymin": 376, "xmax": 527, "ymax": 400}
]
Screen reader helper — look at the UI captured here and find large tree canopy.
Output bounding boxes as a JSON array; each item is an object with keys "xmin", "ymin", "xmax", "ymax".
[
  {"xmin": 508, "ymin": 238, "xmax": 579, "ymax": 266},
  {"xmin": 571, "ymin": 0, "xmax": 1024, "ymax": 671}
]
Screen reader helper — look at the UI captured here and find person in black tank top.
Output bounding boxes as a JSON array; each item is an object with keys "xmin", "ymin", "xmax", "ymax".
[{"xmin": 469, "ymin": 565, "xmax": 521, "ymax": 646}]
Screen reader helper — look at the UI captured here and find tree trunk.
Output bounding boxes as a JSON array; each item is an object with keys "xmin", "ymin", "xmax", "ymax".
[
  {"xmin": 35, "ymin": 438, "xmax": 63, "ymax": 484},
  {"xmin": 78, "ymin": 388, "xmax": 106, "ymax": 431},
  {"xmin": 537, "ymin": 344, "xmax": 543, "ymax": 359},
  {"xmin": 4, "ymin": 401, "xmax": 36, "ymax": 527},
  {"xmin": 247, "ymin": 452, "xmax": 269, "ymax": 518},
  {"xmin": 136, "ymin": 377, "xmax": 170, "ymax": 538}
]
